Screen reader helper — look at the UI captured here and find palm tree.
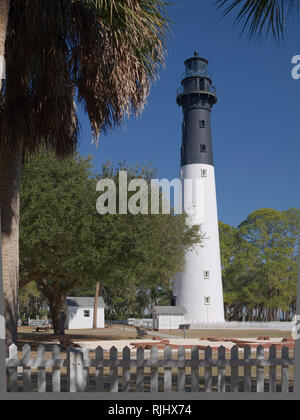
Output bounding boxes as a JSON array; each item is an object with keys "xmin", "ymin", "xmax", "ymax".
[
  {"xmin": 216, "ymin": 0, "xmax": 299, "ymax": 41},
  {"xmin": 0, "ymin": 0, "xmax": 169, "ymax": 347},
  {"xmin": 0, "ymin": 0, "xmax": 10, "ymax": 385}
]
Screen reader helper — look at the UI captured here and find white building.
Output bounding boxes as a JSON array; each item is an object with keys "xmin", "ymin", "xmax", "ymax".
[
  {"xmin": 65, "ymin": 297, "xmax": 105, "ymax": 330},
  {"xmin": 152, "ymin": 306, "xmax": 187, "ymax": 330}
]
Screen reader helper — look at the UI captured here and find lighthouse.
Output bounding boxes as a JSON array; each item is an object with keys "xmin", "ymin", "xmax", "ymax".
[{"xmin": 175, "ymin": 53, "xmax": 225, "ymax": 324}]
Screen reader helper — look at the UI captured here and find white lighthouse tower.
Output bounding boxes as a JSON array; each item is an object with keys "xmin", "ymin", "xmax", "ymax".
[{"xmin": 175, "ymin": 53, "xmax": 225, "ymax": 324}]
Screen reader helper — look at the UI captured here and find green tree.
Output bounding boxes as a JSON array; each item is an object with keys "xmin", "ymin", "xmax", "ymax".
[
  {"xmin": 20, "ymin": 152, "xmax": 97, "ymax": 333},
  {"xmin": 219, "ymin": 209, "xmax": 298, "ymax": 321},
  {"xmin": 1, "ymin": 0, "xmax": 169, "ymax": 345},
  {"xmin": 72, "ymin": 162, "xmax": 202, "ymax": 320},
  {"xmin": 20, "ymin": 152, "xmax": 201, "ymax": 332},
  {"xmin": 219, "ymin": 221, "xmax": 260, "ymax": 320}
]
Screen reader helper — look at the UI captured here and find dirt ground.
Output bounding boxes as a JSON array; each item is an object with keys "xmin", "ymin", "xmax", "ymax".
[
  {"xmin": 17, "ymin": 325, "xmax": 138, "ymax": 349},
  {"xmin": 17, "ymin": 324, "xmax": 292, "ymax": 350}
]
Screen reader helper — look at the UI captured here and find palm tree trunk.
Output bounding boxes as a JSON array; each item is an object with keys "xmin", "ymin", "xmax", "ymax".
[
  {"xmin": 93, "ymin": 282, "xmax": 100, "ymax": 329},
  {"xmin": 0, "ymin": 0, "xmax": 10, "ymax": 90},
  {"xmin": 0, "ymin": 139, "xmax": 23, "ymax": 347},
  {"xmin": 0, "ymin": 3, "xmax": 10, "ymax": 387}
]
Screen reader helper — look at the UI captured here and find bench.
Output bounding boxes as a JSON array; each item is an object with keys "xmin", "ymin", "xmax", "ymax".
[
  {"xmin": 135, "ymin": 326, "xmax": 148, "ymax": 339},
  {"xmin": 29, "ymin": 320, "xmax": 51, "ymax": 332},
  {"xmin": 35, "ymin": 325, "xmax": 50, "ymax": 332}
]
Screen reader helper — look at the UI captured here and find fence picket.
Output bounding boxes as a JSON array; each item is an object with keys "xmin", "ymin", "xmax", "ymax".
[
  {"xmin": 164, "ymin": 347, "xmax": 172, "ymax": 392},
  {"xmin": 37, "ymin": 345, "xmax": 46, "ymax": 392},
  {"xmin": 95, "ymin": 346, "xmax": 104, "ymax": 392},
  {"xmin": 82, "ymin": 347, "xmax": 90, "ymax": 392},
  {"xmin": 75, "ymin": 349, "xmax": 85, "ymax": 392},
  {"xmin": 191, "ymin": 347, "xmax": 199, "ymax": 392},
  {"xmin": 177, "ymin": 347, "xmax": 185, "ymax": 392},
  {"xmin": 256, "ymin": 346, "xmax": 264, "ymax": 392},
  {"xmin": 269, "ymin": 345, "xmax": 276, "ymax": 392},
  {"xmin": 67, "ymin": 347, "xmax": 76, "ymax": 392},
  {"xmin": 8, "ymin": 344, "xmax": 18, "ymax": 392},
  {"xmin": 110, "ymin": 346, "xmax": 118, "ymax": 392},
  {"xmin": 281, "ymin": 346, "xmax": 289, "ymax": 393},
  {"xmin": 231, "ymin": 346, "xmax": 239, "ymax": 392},
  {"xmin": 22, "ymin": 344, "xmax": 32, "ymax": 392},
  {"xmin": 123, "ymin": 347, "xmax": 131, "ymax": 392},
  {"xmin": 136, "ymin": 347, "xmax": 144, "ymax": 392},
  {"xmin": 243, "ymin": 346, "xmax": 252, "ymax": 392},
  {"xmin": 5, "ymin": 343, "xmax": 295, "ymax": 393},
  {"xmin": 150, "ymin": 346, "xmax": 158, "ymax": 392},
  {"xmin": 218, "ymin": 346, "xmax": 226, "ymax": 392},
  {"xmin": 204, "ymin": 346, "xmax": 212, "ymax": 392},
  {"xmin": 52, "ymin": 345, "xmax": 61, "ymax": 392}
]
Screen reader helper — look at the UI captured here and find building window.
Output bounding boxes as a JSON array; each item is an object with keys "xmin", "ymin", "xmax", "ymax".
[
  {"xmin": 201, "ymin": 169, "xmax": 207, "ymax": 177},
  {"xmin": 199, "ymin": 120, "xmax": 205, "ymax": 128},
  {"xmin": 200, "ymin": 144, "xmax": 207, "ymax": 153},
  {"xmin": 204, "ymin": 270, "xmax": 210, "ymax": 279},
  {"xmin": 204, "ymin": 296, "xmax": 211, "ymax": 306},
  {"xmin": 84, "ymin": 310, "xmax": 90, "ymax": 318}
]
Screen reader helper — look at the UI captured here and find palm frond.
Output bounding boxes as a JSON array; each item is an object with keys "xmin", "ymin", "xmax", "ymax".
[
  {"xmin": 0, "ymin": 0, "xmax": 170, "ymax": 154},
  {"xmin": 216, "ymin": 0, "xmax": 299, "ymax": 41}
]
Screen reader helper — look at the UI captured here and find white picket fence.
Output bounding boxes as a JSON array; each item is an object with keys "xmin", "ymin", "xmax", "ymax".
[{"xmin": 6, "ymin": 343, "xmax": 294, "ymax": 393}]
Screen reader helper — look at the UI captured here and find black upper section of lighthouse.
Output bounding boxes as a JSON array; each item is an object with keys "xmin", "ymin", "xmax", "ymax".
[{"xmin": 177, "ymin": 52, "xmax": 217, "ymax": 167}]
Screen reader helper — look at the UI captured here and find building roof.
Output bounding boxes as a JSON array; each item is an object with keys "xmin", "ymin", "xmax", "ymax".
[
  {"xmin": 152, "ymin": 306, "xmax": 187, "ymax": 315},
  {"xmin": 66, "ymin": 297, "xmax": 105, "ymax": 308}
]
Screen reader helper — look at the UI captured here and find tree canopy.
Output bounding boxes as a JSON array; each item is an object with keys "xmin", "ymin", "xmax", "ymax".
[
  {"xmin": 20, "ymin": 151, "xmax": 201, "ymax": 330},
  {"xmin": 220, "ymin": 208, "xmax": 299, "ymax": 321}
]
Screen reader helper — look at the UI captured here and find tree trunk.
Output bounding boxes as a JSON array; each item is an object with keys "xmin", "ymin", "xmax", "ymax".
[
  {"xmin": 59, "ymin": 299, "xmax": 67, "ymax": 336},
  {"xmin": 48, "ymin": 294, "xmax": 64, "ymax": 335},
  {"xmin": 93, "ymin": 282, "xmax": 100, "ymax": 329},
  {"xmin": 0, "ymin": 139, "xmax": 23, "ymax": 347},
  {"xmin": 0, "ymin": 0, "xmax": 10, "ymax": 379},
  {"xmin": 0, "ymin": 0, "xmax": 10, "ymax": 90}
]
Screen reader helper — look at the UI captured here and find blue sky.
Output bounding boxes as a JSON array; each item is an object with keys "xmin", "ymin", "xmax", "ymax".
[{"xmin": 78, "ymin": 1, "xmax": 300, "ymax": 227}]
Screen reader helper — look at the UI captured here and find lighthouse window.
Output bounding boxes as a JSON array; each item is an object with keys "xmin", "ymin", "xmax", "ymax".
[
  {"xmin": 84, "ymin": 310, "xmax": 90, "ymax": 318},
  {"xmin": 201, "ymin": 169, "xmax": 207, "ymax": 177},
  {"xmin": 199, "ymin": 120, "xmax": 206, "ymax": 128},
  {"xmin": 204, "ymin": 270, "xmax": 210, "ymax": 279},
  {"xmin": 200, "ymin": 144, "xmax": 207, "ymax": 153},
  {"xmin": 205, "ymin": 297, "xmax": 211, "ymax": 306}
]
